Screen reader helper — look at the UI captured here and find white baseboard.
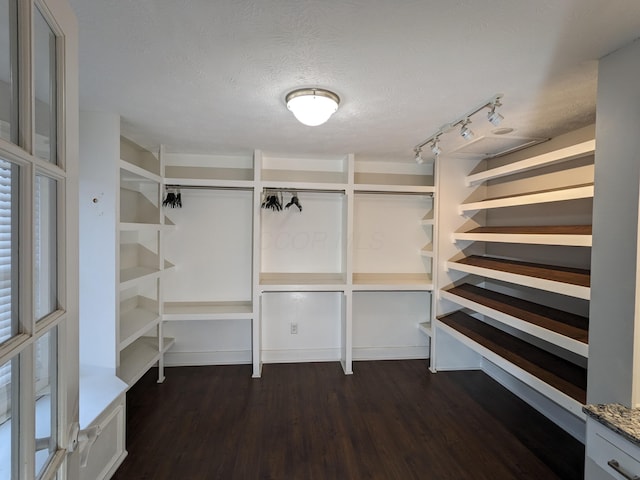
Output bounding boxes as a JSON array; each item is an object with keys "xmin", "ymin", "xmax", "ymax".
[
  {"xmin": 261, "ymin": 348, "xmax": 340, "ymax": 364},
  {"xmin": 352, "ymin": 345, "xmax": 429, "ymax": 361},
  {"xmin": 481, "ymin": 359, "xmax": 585, "ymax": 443},
  {"xmin": 164, "ymin": 350, "xmax": 252, "ymax": 367}
]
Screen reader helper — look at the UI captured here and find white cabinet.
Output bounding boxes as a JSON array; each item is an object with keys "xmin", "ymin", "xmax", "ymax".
[
  {"xmin": 586, "ymin": 417, "xmax": 640, "ymax": 480},
  {"xmin": 434, "ymin": 125, "xmax": 594, "ymax": 436},
  {"xmin": 79, "ymin": 394, "xmax": 126, "ymax": 480}
]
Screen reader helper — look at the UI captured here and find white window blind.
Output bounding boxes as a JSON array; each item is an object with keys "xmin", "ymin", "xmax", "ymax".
[{"xmin": 0, "ymin": 158, "xmax": 14, "ymax": 393}]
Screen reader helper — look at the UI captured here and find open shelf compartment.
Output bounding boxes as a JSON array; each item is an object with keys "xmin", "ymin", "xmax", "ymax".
[
  {"xmin": 437, "ymin": 311, "xmax": 586, "ymax": 418},
  {"xmin": 118, "ymin": 336, "xmax": 175, "ymax": 389},
  {"xmin": 163, "ymin": 301, "xmax": 253, "ymax": 321},
  {"xmin": 441, "ymin": 283, "xmax": 588, "ymax": 357},
  {"xmin": 446, "ymin": 255, "xmax": 590, "ymax": 300},
  {"xmin": 452, "ymin": 225, "xmax": 592, "ymax": 247}
]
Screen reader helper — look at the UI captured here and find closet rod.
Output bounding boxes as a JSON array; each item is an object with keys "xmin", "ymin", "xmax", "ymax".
[
  {"xmin": 262, "ymin": 187, "xmax": 346, "ymax": 194},
  {"xmin": 165, "ymin": 184, "xmax": 254, "ymax": 192}
]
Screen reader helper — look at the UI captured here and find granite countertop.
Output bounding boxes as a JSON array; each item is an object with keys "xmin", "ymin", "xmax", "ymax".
[{"xmin": 584, "ymin": 403, "xmax": 640, "ymax": 446}]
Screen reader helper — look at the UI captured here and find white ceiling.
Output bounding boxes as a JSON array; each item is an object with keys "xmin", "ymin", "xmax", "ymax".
[{"xmin": 69, "ymin": 0, "xmax": 640, "ymax": 159}]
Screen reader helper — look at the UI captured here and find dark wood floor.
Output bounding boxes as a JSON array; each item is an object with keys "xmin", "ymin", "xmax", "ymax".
[{"xmin": 112, "ymin": 361, "xmax": 584, "ymax": 480}]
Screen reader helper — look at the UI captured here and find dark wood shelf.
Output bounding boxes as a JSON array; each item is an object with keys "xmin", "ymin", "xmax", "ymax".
[
  {"xmin": 454, "ymin": 255, "xmax": 590, "ymax": 287},
  {"xmin": 445, "ymin": 284, "xmax": 589, "ymax": 344},
  {"xmin": 439, "ymin": 311, "xmax": 587, "ymax": 404},
  {"xmin": 464, "ymin": 225, "xmax": 592, "ymax": 235}
]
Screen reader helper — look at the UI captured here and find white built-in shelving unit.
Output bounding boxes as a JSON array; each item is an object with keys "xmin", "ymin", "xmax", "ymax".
[
  {"xmin": 117, "ymin": 137, "xmax": 175, "ymax": 388},
  {"xmin": 154, "ymin": 150, "xmax": 434, "ymax": 377},
  {"xmin": 433, "ymin": 125, "xmax": 594, "ymax": 439}
]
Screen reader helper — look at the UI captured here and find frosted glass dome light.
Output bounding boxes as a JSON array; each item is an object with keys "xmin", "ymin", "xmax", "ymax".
[{"xmin": 286, "ymin": 88, "xmax": 340, "ymax": 126}]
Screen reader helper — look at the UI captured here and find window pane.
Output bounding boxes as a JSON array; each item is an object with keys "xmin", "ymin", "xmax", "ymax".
[
  {"xmin": 0, "ymin": 357, "xmax": 17, "ymax": 480},
  {"xmin": 34, "ymin": 7, "xmax": 57, "ymax": 163},
  {"xmin": 0, "ymin": 159, "xmax": 18, "ymax": 344},
  {"xmin": 0, "ymin": 0, "xmax": 17, "ymax": 144},
  {"xmin": 35, "ymin": 328, "xmax": 57, "ymax": 477},
  {"xmin": 35, "ymin": 175, "xmax": 56, "ymax": 320}
]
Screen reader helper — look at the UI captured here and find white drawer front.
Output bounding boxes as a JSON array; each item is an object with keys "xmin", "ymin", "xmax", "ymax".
[{"xmin": 587, "ymin": 420, "xmax": 640, "ymax": 480}]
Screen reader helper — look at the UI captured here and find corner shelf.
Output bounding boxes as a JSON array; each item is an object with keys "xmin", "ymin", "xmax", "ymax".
[
  {"xmin": 464, "ymin": 139, "xmax": 595, "ymax": 186},
  {"xmin": 441, "ymin": 283, "xmax": 588, "ymax": 357},
  {"xmin": 418, "ymin": 321, "xmax": 432, "ymax": 337},
  {"xmin": 120, "ymin": 159, "xmax": 162, "ymax": 184},
  {"xmin": 119, "ymin": 266, "xmax": 161, "ymax": 290},
  {"xmin": 452, "ymin": 225, "xmax": 592, "ymax": 247},
  {"xmin": 459, "ymin": 184, "xmax": 594, "ymax": 214},
  {"xmin": 118, "ymin": 336, "xmax": 175, "ymax": 389},
  {"xmin": 119, "ymin": 299, "xmax": 161, "ymax": 350},
  {"xmin": 163, "ymin": 301, "xmax": 253, "ymax": 321},
  {"xmin": 438, "ymin": 311, "xmax": 586, "ymax": 417},
  {"xmin": 447, "ymin": 255, "xmax": 590, "ymax": 300}
]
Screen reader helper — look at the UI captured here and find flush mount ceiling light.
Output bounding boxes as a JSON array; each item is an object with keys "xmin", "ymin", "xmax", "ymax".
[
  {"xmin": 413, "ymin": 94, "xmax": 505, "ymax": 161},
  {"xmin": 286, "ymin": 88, "xmax": 340, "ymax": 126}
]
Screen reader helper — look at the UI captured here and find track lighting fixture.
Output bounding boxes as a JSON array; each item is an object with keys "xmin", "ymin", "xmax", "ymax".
[
  {"xmin": 412, "ymin": 94, "xmax": 504, "ymax": 161},
  {"xmin": 460, "ymin": 119, "xmax": 474, "ymax": 141},
  {"xmin": 487, "ymin": 100, "xmax": 504, "ymax": 126},
  {"xmin": 430, "ymin": 138, "xmax": 441, "ymax": 156}
]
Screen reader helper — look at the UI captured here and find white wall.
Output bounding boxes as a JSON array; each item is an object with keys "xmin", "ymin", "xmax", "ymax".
[
  {"xmin": 78, "ymin": 111, "xmax": 119, "ymax": 370},
  {"xmin": 588, "ymin": 37, "xmax": 640, "ymax": 408}
]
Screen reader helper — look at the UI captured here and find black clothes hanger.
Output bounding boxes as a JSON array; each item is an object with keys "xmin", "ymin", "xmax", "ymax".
[
  {"xmin": 163, "ymin": 187, "xmax": 182, "ymax": 208},
  {"xmin": 285, "ymin": 193, "xmax": 302, "ymax": 211}
]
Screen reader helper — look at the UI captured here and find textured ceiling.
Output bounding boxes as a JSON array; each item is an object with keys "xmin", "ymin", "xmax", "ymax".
[{"xmin": 69, "ymin": 0, "xmax": 640, "ymax": 159}]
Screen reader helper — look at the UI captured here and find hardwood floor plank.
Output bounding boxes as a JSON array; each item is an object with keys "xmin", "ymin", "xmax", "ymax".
[{"xmin": 112, "ymin": 361, "xmax": 584, "ymax": 480}]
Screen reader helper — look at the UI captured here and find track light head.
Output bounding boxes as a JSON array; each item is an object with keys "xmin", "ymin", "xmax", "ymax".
[
  {"xmin": 460, "ymin": 120, "xmax": 474, "ymax": 141},
  {"xmin": 487, "ymin": 108, "xmax": 503, "ymax": 126},
  {"xmin": 414, "ymin": 148, "xmax": 424, "ymax": 164},
  {"xmin": 430, "ymin": 139, "xmax": 441, "ymax": 157}
]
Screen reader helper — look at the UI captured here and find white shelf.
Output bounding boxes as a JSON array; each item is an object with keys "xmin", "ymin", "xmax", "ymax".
[
  {"xmin": 435, "ymin": 317, "xmax": 585, "ymax": 419},
  {"xmin": 439, "ymin": 288, "xmax": 588, "ymax": 357},
  {"xmin": 260, "ymin": 272, "xmax": 346, "ymax": 291},
  {"xmin": 420, "ymin": 213, "xmax": 435, "ymax": 226},
  {"xmin": 163, "ymin": 301, "xmax": 253, "ymax": 321},
  {"xmin": 452, "ymin": 225, "xmax": 592, "ymax": 247},
  {"xmin": 459, "ymin": 184, "xmax": 594, "ymax": 214},
  {"xmin": 465, "ymin": 139, "xmax": 596, "ymax": 186},
  {"xmin": 120, "ymin": 159, "xmax": 162, "ymax": 184},
  {"xmin": 119, "ymin": 266, "xmax": 161, "ymax": 290},
  {"xmin": 261, "ymin": 168, "xmax": 347, "ymax": 187},
  {"xmin": 119, "ymin": 307, "xmax": 161, "ymax": 350},
  {"xmin": 164, "ymin": 165, "xmax": 254, "ymax": 188},
  {"xmin": 446, "ymin": 256, "xmax": 590, "ymax": 300},
  {"xmin": 418, "ymin": 321, "xmax": 432, "ymax": 337},
  {"xmin": 119, "ymin": 190, "xmax": 159, "ymax": 224},
  {"xmin": 119, "ymin": 222, "xmax": 162, "ymax": 232},
  {"xmin": 420, "ymin": 244, "xmax": 434, "ymax": 257},
  {"xmin": 354, "ymin": 172, "xmax": 434, "ymax": 192},
  {"xmin": 352, "ymin": 273, "xmax": 433, "ymax": 291},
  {"xmin": 118, "ymin": 336, "xmax": 175, "ymax": 389}
]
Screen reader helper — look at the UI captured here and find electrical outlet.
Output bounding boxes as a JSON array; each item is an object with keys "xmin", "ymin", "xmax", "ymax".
[{"xmin": 290, "ymin": 322, "xmax": 298, "ymax": 335}]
